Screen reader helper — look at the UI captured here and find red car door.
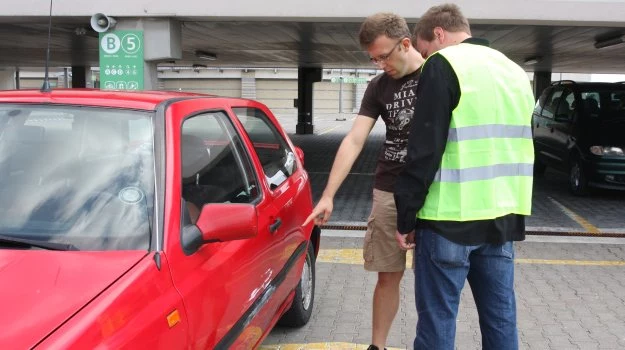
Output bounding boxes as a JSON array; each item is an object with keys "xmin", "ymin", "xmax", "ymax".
[
  {"xmin": 230, "ymin": 104, "xmax": 311, "ymax": 294},
  {"xmin": 162, "ymin": 99, "xmax": 289, "ymax": 349}
]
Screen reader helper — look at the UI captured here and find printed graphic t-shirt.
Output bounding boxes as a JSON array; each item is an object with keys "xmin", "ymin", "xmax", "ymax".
[{"xmin": 358, "ymin": 69, "xmax": 420, "ymax": 192}]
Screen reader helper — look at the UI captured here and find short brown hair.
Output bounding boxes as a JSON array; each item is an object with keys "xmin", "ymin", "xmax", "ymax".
[
  {"xmin": 413, "ymin": 3, "xmax": 471, "ymax": 41},
  {"xmin": 359, "ymin": 12, "xmax": 410, "ymax": 48}
]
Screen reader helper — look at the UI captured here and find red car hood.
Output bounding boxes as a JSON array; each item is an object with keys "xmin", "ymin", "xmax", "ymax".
[{"xmin": 0, "ymin": 250, "xmax": 147, "ymax": 349}]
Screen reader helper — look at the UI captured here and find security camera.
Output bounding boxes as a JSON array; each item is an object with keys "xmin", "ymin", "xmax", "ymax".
[{"xmin": 90, "ymin": 13, "xmax": 117, "ymax": 33}]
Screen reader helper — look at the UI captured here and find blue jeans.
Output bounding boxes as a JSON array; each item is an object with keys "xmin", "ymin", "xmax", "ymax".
[{"xmin": 413, "ymin": 228, "xmax": 518, "ymax": 350}]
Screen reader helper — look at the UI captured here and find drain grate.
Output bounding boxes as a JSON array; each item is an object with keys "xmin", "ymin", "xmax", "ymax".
[{"xmin": 319, "ymin": 224, "xmax": 625, "ymax": 238}]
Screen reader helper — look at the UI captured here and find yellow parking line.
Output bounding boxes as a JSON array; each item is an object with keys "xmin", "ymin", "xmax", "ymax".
[
  {"xmin": 259, "ymin": 342, "xmax": 403, "ymax": 350},
  {"xmin": 515, "ymin": 258, "xmax": 625, "ymax": 266},
  {"xmin": 549, "ymin": 197, "xmax": 601, "ymax": 234},
  {"xmin": 318, "ymin": 125, "xmax": 342, "ymax": 135},
  {"xmin": 317, "ymin": 249, "xmax": 624, "ymax": 267}
]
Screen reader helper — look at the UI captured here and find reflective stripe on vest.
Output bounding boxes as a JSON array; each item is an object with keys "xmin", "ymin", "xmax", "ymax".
[
  {"xmin": 447, "ymin": 124, "xmax": 532, "ymax": 143},
  {"xmin": 434, "ymin": 163, "xmax": 534, "ymax": 183}
]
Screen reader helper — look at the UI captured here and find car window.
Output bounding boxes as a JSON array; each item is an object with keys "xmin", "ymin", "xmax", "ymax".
[
  {"xmin": 581, "ymin": 92, "xmax": 601, "ymax": 118},
  {"xmin": 541, "ymin": 89, "xmax": 564, "ymax": 119},
  {"xmin": 556, "ymin": 90, "xmax": 575, "ymax": 120},
  {"xmin": 535, "ymin": 87, "xmax": 551, "ymax": 116},
  {"xmin": 610, "ymin": 92, "xmax": 625, "ymax": 111},
  {"xmin": 232, "ymin": 107, "xmax": 296, "ymax": 190},
  {"xmin": 0, "ymin": 105, "xmax": 154, "ymax": 250},
  {"xmin": 180, "ymin": 112, "xmax": 260, "ymax": 223}
]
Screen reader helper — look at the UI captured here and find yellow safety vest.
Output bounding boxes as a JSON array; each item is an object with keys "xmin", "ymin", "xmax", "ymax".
[{"xmin": 417, "ymin": 43, "xmax": 535, "ymax": 221}]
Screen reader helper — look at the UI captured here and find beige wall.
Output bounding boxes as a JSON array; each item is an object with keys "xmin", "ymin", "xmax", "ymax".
[
  {"xmin": 314, "ymin": 81, "xmax": 357, "ymax": 117},
  {"xmin": 160, "ymin": 77, "xmax": 359, "ymax": 118},
  {"xmin": 160, "ymin": 79, "xmax": 241, "ymax": 97}
]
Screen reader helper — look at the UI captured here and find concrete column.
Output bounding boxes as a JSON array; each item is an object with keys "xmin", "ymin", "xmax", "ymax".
[
  {"xmin": 0, "ymin": 68, "xmax": 16, "ymax": 90},
  {"xmin": 296, "ymin": 67, "xmax": 322, "ymax": 135},
  {"xmin": 64, "ymin": 68, "xmax": 70, "ymax": 88},
  {"xmin": 115, "ymin": 18, "xmax": 182, "ymax": 90},
  {"xmin": 533, "ymin": 71, "xmax": 552, "ymax": 101},
  {"xmin": 71, "ymin": 66, "xmax": 90, "ymax": 88}
]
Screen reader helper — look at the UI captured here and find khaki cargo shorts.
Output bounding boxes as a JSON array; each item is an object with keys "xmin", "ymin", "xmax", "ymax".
[{"xmin": 363, "ymin": 189, "xmax": 406, "ymax": 272}]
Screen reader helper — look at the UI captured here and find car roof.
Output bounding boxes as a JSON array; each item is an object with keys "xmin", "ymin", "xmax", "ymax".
[
  {"xmin": 0, "ymin": 88, "xmax": 246, "ymax": 111},
  {"xmin": 551, "ymin": 81, "xmax": 625, "ymax": 89}
]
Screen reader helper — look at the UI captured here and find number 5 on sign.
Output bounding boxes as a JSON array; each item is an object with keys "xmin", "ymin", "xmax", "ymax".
[{"xmin": 122, "ymin": 33, "xmax": 142, "ymax": 55}]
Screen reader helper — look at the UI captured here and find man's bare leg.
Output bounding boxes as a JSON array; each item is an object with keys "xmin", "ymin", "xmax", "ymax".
[{"xmin": 371, "ymin": 270, "xmax": 404, "ymax": 349}]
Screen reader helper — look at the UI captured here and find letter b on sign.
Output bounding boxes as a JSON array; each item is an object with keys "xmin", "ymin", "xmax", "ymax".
[{"xmin": 101, "ymin": 33, "xmax": 121, "ymax": 54}]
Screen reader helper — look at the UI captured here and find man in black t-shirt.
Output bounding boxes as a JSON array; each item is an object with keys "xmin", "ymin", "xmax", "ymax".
[{"xmin": 303, "ymin": 12, "xmax": 424, "ymax": 350}]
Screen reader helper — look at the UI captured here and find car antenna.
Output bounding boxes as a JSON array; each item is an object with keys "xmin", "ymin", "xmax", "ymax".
[{"xmin": 40, "ymin": 0, "xmax": 53, "ymax": 93}]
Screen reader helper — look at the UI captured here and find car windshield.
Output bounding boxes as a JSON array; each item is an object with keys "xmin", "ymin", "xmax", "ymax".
[{"xmin": 0, "ymin": 104, "xmax": 154, "ymax": 250}]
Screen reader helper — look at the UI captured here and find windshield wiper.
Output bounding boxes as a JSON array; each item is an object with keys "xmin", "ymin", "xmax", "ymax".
[{"xmin": 0, "ymin": 234, "xmax": 78, "ymax": 251}]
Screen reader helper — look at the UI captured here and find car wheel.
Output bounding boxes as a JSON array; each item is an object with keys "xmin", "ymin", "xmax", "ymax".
[
  {"xmin": 278, "ymin": 242, "xmax": 315, "ymax": 327},
  {"xmin": 569, "ymin": 158, "xmax": 589, "ymax": 196}
]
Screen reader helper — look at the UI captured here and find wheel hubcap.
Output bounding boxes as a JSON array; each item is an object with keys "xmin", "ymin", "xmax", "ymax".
[{"xmin": 300, "ymin": 255, "xmax": 313, "ymax": 310}]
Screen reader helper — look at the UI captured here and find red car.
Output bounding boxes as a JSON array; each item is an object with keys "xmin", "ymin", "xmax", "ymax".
[{"xmin": 0, "ymin": 89, "xmax": 320, "ymax": 349}]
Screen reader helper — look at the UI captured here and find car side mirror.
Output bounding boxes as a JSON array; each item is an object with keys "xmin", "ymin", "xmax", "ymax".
[
  {"xmin": 181, "ymin": 203, "xmax": 258, "ymax": 255},
  {"xmin": 295, "ymin": 146, "xmax": 305, "ymax": 166}
]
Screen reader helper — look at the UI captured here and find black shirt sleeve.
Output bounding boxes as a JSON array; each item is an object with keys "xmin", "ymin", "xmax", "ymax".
[{"xmin": 394, "ymin": 54, "xmax": 460, "ymax": 234}]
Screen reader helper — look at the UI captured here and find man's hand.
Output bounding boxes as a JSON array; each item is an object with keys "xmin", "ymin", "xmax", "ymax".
[
  {"xmin": 303, "ymin": 196, "xmax": 333, "ymax": 226},
  {"xmin": 395, "ymin": 230, "xmax": 416, "ymax": 250}
]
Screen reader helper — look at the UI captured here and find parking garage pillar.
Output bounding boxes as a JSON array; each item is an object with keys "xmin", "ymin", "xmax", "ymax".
[
  {"xmin": 296, "ymin": 67, "xmax": 322, "ymax": 134},
  {"xmin": 71, "ymin": 66, "xmax": 90, "ymax": 88},
  {"xmin": 533, "ymin": 71, "xmax": 551, "ymax": 100},
  {"xmin": 115, "ymin": 18, "xmax": 182, "ymax": 90}
]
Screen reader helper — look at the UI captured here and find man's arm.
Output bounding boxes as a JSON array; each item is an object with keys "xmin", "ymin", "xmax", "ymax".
[
  {"xmin": 394, "ymin": 54, "xmax": 460, "ymax": 234},
  {"xmin": 303, "ymin": 115, "xmax": 376, "ymax": 225}
]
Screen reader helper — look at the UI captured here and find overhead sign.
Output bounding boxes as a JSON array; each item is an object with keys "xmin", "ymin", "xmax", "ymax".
[
  {"xmin": 99, "ymin": 30, "xmax": 144, "ymax": 90},
  {"xmin": 330, "ymin": 77, "xmax": 368, "ymax": 84}
]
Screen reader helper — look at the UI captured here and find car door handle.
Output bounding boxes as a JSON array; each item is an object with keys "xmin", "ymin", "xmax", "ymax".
[{"xmin": 269, "ymin": 218, "xmax": 282, "ymax": 233}]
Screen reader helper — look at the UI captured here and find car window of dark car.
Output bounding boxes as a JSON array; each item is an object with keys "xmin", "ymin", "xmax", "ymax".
[
  {"xmin": 555, "ymin": 90, "xmax": 575, "ymax": 121},
  {"xmin": 580, "ymin": 92, "xmax": 601, "ymax": 119},
  {"xmin": 535, "ymin": 87, "xmax": 551, "ymax": 116},
  {"xmin": 232, "ymin": 107, "xmax": 296, "ymax": 190},
  {"xmin": 607, "ymin": 91, "xmax": 625, "ymax": 117},
  {"xmin": 541, "ymin": 89, "xmax": 564, "ymax": 119},
  {"xmin": 180, "ymin": 112, "xmax": 260, "ymax": 223}
]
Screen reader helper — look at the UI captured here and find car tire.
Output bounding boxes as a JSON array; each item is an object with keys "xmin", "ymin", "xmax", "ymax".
[
  {"xmin": 278, "ymin": 242, "xmax": 315, "ymax": 327},
  {"xmin": 569, "ymin": 158, "xmax": 589, "ymax": 196}
]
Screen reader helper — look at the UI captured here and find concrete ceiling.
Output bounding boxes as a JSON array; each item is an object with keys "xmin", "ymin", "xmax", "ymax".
[{"xmin": 1, "ymin": 18, "xmax": 624, "ymax": 74}]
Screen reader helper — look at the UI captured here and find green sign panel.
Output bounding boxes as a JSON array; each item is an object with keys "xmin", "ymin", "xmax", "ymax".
[
  {"xmin": 330, "ymin": 77, "xmax": 368, "ymax": 84},
  {"xmin": 99, "ymin": 30, "xmax": 144, "ymax": 90}
]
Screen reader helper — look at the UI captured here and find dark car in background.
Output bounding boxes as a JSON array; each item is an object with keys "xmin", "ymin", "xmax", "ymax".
[{"xmin": 532, "ymin": 80, "xmax": 625, "ymax": 195}]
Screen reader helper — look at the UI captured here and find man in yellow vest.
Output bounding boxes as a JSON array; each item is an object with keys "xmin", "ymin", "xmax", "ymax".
[{"xmin": 394, "ymin": 4, "xmax": 535, "ymax": 350}]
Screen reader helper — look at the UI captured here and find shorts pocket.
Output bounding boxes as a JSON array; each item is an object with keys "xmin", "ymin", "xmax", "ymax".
[{"xmin": 363, "ymin": 215, "xmax": 375, "ymax": 262}]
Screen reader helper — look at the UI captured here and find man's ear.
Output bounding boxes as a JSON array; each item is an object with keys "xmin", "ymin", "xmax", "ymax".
[
  {"xmin": 433, "ymin": 27, "xmax": 445, "ymax": 43},
  {"xmin": 400, "ymin": 36, "xmax": 411, "ymax": 50}
]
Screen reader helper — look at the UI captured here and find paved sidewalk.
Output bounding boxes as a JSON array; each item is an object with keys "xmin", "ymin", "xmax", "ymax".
[{"xmin": 262, "ymin": 232, "xmax": 625, "ymax": 350}]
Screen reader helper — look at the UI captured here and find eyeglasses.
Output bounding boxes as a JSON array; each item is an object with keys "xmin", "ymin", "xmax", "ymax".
[{"xmin": 369, "ymin": 39, "xmax": 404, "ymax": 65}]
